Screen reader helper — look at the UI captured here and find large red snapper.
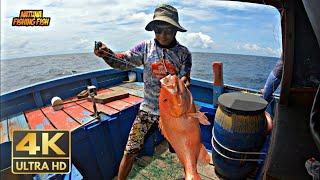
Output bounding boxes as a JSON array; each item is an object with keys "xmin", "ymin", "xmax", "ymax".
[{"xmin": 159, "ymin": 74, "xmax": 211, "ymax": 180}]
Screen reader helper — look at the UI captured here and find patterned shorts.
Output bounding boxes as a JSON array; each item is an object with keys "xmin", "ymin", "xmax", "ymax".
[{"xmin": 124, "ymin": 110, "xmax": 159, "ymax": 155}]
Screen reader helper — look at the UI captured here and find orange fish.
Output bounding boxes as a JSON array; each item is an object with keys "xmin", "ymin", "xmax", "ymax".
[{"xmin": 159, "ymin": 74, "xmax": 211, "ymax": 180}]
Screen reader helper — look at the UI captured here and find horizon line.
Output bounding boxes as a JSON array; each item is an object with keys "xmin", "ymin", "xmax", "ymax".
[{"xmin": 1, "ymin": 51, "xmax": 281, "ymax": 61}]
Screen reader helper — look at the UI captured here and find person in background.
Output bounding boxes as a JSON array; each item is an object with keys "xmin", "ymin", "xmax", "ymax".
[
  {"xmin": 94, "ymin": 4, "xmax": 191, "ymax": 180},
  {"xmin": 262, "ymin": 57, "xmax": 283, "ymax": 103},
  {"xmin": 261, "ymin": 57, "xmax": 283, "ymax": 132}
]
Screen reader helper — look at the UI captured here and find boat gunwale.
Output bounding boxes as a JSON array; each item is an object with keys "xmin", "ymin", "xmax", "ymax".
[
  {"xmin": 0, "ymin": 67, "xmax": 279, "ymax": 120},
  {"xmin": 0, "ymin": 69, "xmax": 126, "ymax": 102}
]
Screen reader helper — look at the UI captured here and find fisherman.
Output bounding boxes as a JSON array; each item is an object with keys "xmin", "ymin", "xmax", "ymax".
[
  {"xmin": 94, "ymin": 4, "xmax": 191, "ymax": 179},
  {"xmin": 261, "ymin": 57, "xmax": 283, "ymax": 132},
  {"xmin": 261, "ymin": 57, "xmax": 283, "ymax": 103}
]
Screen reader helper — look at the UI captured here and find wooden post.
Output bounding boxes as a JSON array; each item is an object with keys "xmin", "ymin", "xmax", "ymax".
[
  {"xmin": 280, "ymin": 0, "xmax": 295, "ymax": 105},
  {"xmin": 212, "ymin": 62, "xmax": 224, "ymax": 106}
]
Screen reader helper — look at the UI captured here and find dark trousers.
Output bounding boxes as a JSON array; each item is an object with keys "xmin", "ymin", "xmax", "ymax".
[{"xmin": 144, "ymin": 122, "xmax": 175, "ymax": 153}]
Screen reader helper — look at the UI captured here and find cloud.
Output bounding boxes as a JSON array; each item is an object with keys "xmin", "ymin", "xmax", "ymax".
[
  {"xmin": 1, "ymin": 0, "xmax": 281, "ymax": 59},
  {"xmin": 18, "ymin": 39, "xmax": 31, "ymax": 48},
  {"xmin": 1, "ymin": 0, "xmax": 158, "ymax": 59},
  {"xmin": 180, "ymin": 0, "xmax": 268, "ymax": 11},
  {"xmin": 243, "ymin": 43, "xmax": 260, "ymax": 51},
  {"xmin": 180, "ymin": 7, "xmax": 217, "ymax": 21},
  {"xmin": 241, "ymin": 43, "xmax": 281, "ymax": 57},
  {"xmin": 177, "ymin": 32, "xmax": 214, "ymax": 50}
]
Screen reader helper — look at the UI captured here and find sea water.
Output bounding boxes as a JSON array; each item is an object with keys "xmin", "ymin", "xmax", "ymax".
[{"xmin": 0, "ymin": 52, "xmax": 280, "ymax": 94}]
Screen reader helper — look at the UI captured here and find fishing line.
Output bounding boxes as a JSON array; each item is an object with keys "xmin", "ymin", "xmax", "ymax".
[{"xmin": 103, "ymin": 50, "xmax": 140, "ymax": 68}]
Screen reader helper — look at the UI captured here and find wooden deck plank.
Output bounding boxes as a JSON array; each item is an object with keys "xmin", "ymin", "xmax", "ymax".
[
  {"xmin": 97, "ymin": 89, "xmax": 113, "ymax": 94},
  {"xmin": 25, "ymin": 109, "xmax": 55, "ymax": 130},
  {"xmin": 109, "ymin": 86, "xmax": 129, "ymax": 92},
  {"xmin": 63, "ymin": 102, "xmax": 78, "ymax": 108},
  {"xmin": 7, "ymin": 113, "xmax": 29, "ymax": 141},
  {"xmin": 62, "ymin": 97, "xmax": 90, "ymax": 107},
  {"xmin": 93, "ymin": 91, "xmax": 129, "ymax": 104},
  {"xmin": 64, "ymin": 96, "xmax": 78, "ymax": 102},
  {"xmin": 41, "ymin": 106, "xmax": 80, "ymax": 130},
  {"xmin": 63, "ymin": 103, "xmax": 95, "ymax": 124},
  {"xmin": 77, "ymin": 101, "xmax": 119, "ymax": 115},
  {"xmin": 105, "ymin": 100, "xmax": 132, "ymax": 111},
  {"xmin": 75, "ymin": 99, "xmax": 88, "ymax": 104},
  {"xmin": 109, "ymin": 86, "xmax": 144, "ymax": 98},
  {"xmin": 0, "ymin": 119, "xmax": 9, "ymax": 143},
  {"xmin": 119, "ymin": 82, "xmax": 144, "ymax": 91},
  {"xmin": 121, "ymin": 95, "xmax": 144, "ymax": 105}
]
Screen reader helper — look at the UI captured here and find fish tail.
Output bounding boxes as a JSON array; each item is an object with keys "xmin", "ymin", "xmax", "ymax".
[
  {"xmin": 198, "ymin": 144, "xmax": 211, "ymax": 164},
  {"xmin": 197, "ymin": 112, "xmax": 210, "ymax": 125}
]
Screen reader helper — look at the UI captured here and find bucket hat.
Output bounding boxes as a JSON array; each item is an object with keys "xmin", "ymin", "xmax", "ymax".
[{"xmin": 145, "ymin": 4, "xmax": 187, "ymax": 32}]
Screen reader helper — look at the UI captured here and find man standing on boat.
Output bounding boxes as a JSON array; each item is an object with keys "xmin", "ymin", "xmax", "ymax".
[
  {"xmin": 261, "ymin": 57, "xmax": 283, "ymax": 132},
  {"xmin": 94, "ymin": 4, "xmax": 191, "ymax": 179}
]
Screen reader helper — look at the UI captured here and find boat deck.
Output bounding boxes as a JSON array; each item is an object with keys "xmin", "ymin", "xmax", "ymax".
[
  {"xmin": 0, "ymin": 81, "xmax": 263, "ymax": 179},
  {"xmin": 128, "ymin": 140, "xmax": 219, "ymax": 180},
  {"xmin": 0, "ymin": 81, "xmax": 220, "ymax": 179},
  {"xmin": 0, "ymin": 82, "xmax": 144, "ymax": 144}
]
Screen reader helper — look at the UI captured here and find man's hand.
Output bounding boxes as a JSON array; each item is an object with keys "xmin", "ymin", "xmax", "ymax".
[
  {"xmin": 94, "ymin": 42, "xmax": 110, "ymax": 58},
  {"xmin": 181, "ymin": 76, "xmax": 190, "ymax": 88}
]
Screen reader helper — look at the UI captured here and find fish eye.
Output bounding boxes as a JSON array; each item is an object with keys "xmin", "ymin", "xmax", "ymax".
[{"xmin": 163, "ymin": 99, "xmax": 167, "ymax": 102}]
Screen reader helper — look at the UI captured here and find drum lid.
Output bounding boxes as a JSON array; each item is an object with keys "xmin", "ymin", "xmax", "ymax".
[{"xmin": 218, "ymin": 92, "xmax": 268, "ymax": 115}]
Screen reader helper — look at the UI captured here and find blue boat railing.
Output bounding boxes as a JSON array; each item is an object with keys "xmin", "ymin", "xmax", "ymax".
[{"xmin": 0, "ymin": 69, "xmax": 129, "ymax": 119}]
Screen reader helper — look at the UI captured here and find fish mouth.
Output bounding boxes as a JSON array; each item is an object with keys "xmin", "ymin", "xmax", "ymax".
[{"xmin": 160, "ymin": 74, "xmax": 179, "ymax": 94}]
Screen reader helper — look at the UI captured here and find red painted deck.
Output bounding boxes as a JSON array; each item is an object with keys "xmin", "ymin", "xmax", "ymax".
[
  {"xmin": 25, "ymin": 109, "xmax": 54, "ymax": 130},
  {"xmin": 42, "ymin": 106, "xmax": 81, "ymax": 130},
  {"xmin": 0, "ymin": 83, "xmax": 144, "ymax": 144},
  {"xmin": 97, "ymin": 89, "xmax": 113, "ymax": 94},
  {"xmin": 121, "ymin": 95, "xmax": 144, "ymax": 105},
  {"xmin": 105, "ymin": 100, "xmax": 132, "ymax": 111},
  {"xmin": 63, "ymin": 103, "xmax": 95, "ymax": 124},
  {"xmin": 78, "ymin": 101, "xmax": 119, "ymax": 115}
]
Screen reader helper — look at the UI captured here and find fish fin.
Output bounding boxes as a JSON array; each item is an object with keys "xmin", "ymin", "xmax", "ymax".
[
  {"xmin": 158, "ymin": 117, "xmax": 169, "ymax": 139},
  {"xmin": 188, "ymin": 112, "xmax": 210, "ymax": 125},
  {"xmin": 197, "ymin": 112, "xmax": 210, "ymax": 125},
  {"xmin": 198, "ymin": 144, "xmax": 211, "ymax": 164},
  {"xmin": 194, "ymin": 104, "xmax": 201, "ymax": 111}
]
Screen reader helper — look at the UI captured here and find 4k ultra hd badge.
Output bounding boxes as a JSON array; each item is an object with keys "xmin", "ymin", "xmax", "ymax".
[{"xmin": 12, "ymin": 130, "xmax": 70, "ymax": 174}]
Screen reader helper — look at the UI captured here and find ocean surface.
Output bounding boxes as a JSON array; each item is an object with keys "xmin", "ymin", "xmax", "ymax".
[{"xmin": 0, "ymin": 52, "xmax": 280, "ymax": 94}]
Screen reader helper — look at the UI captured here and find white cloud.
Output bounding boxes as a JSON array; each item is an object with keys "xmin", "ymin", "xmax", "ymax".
[
  {"xmin": 1, "ymin": 0, "xmax": 281, "ymax": 59},
  {"xmin": 241, "ymin": 43, "xmax": 281, "ymax": 57},
  {"xmin": 177, "ymin": 32, "xmax": 215, "ymax": 50},
  {"xmin": 180, "ymin": 7, "xmax": 217, "ymax": 21},
  {"xmin": 179, "ymin": 0, "xmax": 269, "ymax": 11},
  {"xmin": 243, "ymin": 43, "xmax": 260, "ymax": 51},
  {"xmin": 1, "ymin": 0, "xmax": 160, "ymax": 59}
]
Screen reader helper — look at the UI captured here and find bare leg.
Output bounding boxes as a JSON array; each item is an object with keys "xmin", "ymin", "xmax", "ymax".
[{"xmin": 117, "ymin": 153, "xmax": 138, "ymax": 180}]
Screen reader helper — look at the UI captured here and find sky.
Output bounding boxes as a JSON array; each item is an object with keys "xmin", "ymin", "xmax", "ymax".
[{"xmin": 1, "ymin": 0, "xmax": 282, "ymax": 60}]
